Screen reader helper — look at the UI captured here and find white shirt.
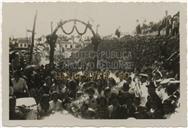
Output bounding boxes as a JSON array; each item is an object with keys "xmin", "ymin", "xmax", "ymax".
[
  {"xmin": 156, "ymin": 87, "xmax": 169, "ymax": 103},
  {"xmin": 128, "ymin": 81, "xmax": 136, "ymax": 94},
  {"xmin": 117, "ymin": 80, "xmax": 127, "ymax": 88},
  {"xmin": 139, "ymin": 82, "xmax": 149, "ymax": 107}
]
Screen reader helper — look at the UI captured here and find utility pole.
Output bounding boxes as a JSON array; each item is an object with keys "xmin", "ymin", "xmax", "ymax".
[
  {"xmin": 29, "ymin": 10, "xmax": 37, "ymax": 64},
  {"xmin": 51, "ymin": 21, "xmax": 53, "ymax": 34}
]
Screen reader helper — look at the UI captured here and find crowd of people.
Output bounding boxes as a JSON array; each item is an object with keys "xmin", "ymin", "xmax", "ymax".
[
  {"xmin": 9, "ymin": 10, "xmax": 180, "ymax": 120},
  {"xmin": 136, "ymin": 11, "xmax": 179, "ymax": 36},
  {"xmin": 9, "ymin": 56, "xmax": 180, "ymax": 119}
]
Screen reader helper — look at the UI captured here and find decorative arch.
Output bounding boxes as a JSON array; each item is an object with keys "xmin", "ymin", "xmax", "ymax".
[
  {"xmin": 46, "ymin": 19, "xmax": 101, "ymax": 69},
  {"xmin": 53, "ymin": 19, "xmax": 96, "ymax": 37}
]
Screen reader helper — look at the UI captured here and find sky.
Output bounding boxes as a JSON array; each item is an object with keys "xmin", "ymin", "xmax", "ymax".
[{"xmin": 3, "ymin": 2, "xmax": 181, "ymax": 39}]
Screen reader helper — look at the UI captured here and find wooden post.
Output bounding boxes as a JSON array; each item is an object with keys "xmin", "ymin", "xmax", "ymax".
[{"xmin": 29, "ymin": 11, "xmax": 37, "ymax": 64}]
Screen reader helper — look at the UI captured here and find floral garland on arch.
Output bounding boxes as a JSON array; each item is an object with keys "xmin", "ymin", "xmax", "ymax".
[
  {"xmin": 60, "ymin": 25, "xmax": 75, "ymax": 35},
  {"xmin": 74, "ymin": 25, "xmax": 88, "ymax": 36},
  {"xmin": 60, "ymin": 23, "xmax": 89, "ymax": 36}
]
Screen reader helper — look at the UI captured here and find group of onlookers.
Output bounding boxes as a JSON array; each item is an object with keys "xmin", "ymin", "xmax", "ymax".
[
  {"xmin": 9, "ymin": 60, "xmax": 180, "ymax": 119},
  {"xmin": 136, "ymin": 11, "xmax": 179, "ymax": 36}
]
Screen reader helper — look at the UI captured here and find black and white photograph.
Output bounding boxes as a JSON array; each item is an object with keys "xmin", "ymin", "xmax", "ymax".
[{"xmin": 2, "ymin": 1, "xmax": 187, "ymax": 127}]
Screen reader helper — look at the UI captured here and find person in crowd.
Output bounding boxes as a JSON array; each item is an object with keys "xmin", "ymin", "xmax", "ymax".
[
  {"xmin": 138, "ymin": 73, "xmax": 149, "ymax": 108},
  {"xmin": 103, "ymin": 87, "xmax": 111, "ymax": 105},
  {"xmin": 119, "ymin": 82, "xmax": 130, "ymax": 105},
  {"xmin": 117, "ymin": 72, "xmax": 127, "ymax": 89},
  {"xmin": 108, "ymin": 93, "xmax": 127, "ymax": 119},
  {"xmin": 49, "ymin": 91, "xmax": 63, "ymax": 112},
  {"xmin": 146, "ymin": 82, "xmax": 163, "ymax": 119},
  {"xmin": 79, "ymin": 75, "xmax": 87, "ymax": 90},
  {"xmin": 66, "ymin": 80, "xmax": 78, "ymax": 100},
  {"xmin": 28, "ymin": 71, "xmax": 40, "ymax": 103},
  {"xmin": 38, "ymin": 76, "xmax": 53, "ymax": 98},
  {"xmin": 115, "ymin": 26, "xmax": 121, "ymax": 38},
  {"xmin": 11, "ymin": 71, "xmax": 30, "ymax": 98},
  {"xmin": 97, "ymin": 74, "xmax": 107, "ymax": 95},
  {"xmin": 162, "ymin": 80, "xmax": 180, "ymax": 118},
  {"xmin": 172, "ymin": 13, "xmax": 179, "ymax": 36},
  {"xmin": 156, "ymin": 79, "xmax": 171, "ymax": 102},
  {"xmin": 85, "ymin": 87, "xmax": 98, "ymax": 110},
  {"xmin": 38, "ymin": 94, "xmax": 51, "ymax": 118},
  {"xmin": 96, "ymin": 96, "xmax": 109, "ymax": 119},
  {"xmin": 11, "ymin": 52, "xmax": 21, "ymax": 71},
  {"xmin": 164, "ymin": 15, "xmax": 172, "ymax": 36},
  {"xmin": 107, "ymin": 77, "xmax": 116, "ymax": 88},
  {"xmin": 136, "ymin": 19, "xmax": 141, "ymax": 35},
  {"xmin": 9, "ymin": 79, "xmax": 24, "ymax": 120},
  {"xmin": 125, "ymin": 94, "xmax": 136, "ymax": 118},
  {"xmin": 80, "ymin": 102, "xmax": 90, "ymax": 119}
]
